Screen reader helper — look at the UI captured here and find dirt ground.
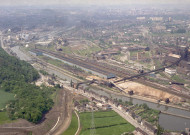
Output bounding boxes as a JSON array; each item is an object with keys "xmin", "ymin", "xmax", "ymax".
[
  {"xmin": 52, "ymin": 89, "xmax": 74, "ymax": 135},
  {"xmin": 35, "ymin": 74, "xmax": 53, "ymax": 87},
  {"xmin": 0, "ymin": 119, "xmax": 34, "ymax": 128},
  {"xmin": 0, "ymin": 128, "xmax": 29, "ymax": 135},
  {"xmin": 117, "ymin": 81, "xmax": 181, "ymax": 102}
]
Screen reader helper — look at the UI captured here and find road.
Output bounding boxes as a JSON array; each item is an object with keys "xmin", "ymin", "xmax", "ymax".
[
  {"xmin": 2, "ymin": 43, "xmax": 190, "ymax": 133},
  {"xmin": 46, "ymin": 89, "xmax": 73, "ymax": 135},
  {"xmin": 74, "ymin": 111, "xmax": 80, "ymax": 135},
  {"xmin": 33, "ymin": 48, "xmax": 190, "ymax": 100},
  {"xmin": 64, "ymin": 85, "xmax": 152, "ymax": 135},
  {"xmin": 112, "ymin": 107, "xmax": 153, "ymax": 135},
  {"xmin": 112, "ymin": 107, "xmax": 140, "ymax": 128},
  {"xmin": 0, "ymin": 88, "xmax": 73, "ymax": 135}
]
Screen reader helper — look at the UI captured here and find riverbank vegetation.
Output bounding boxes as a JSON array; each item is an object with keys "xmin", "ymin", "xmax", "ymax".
[
  {"xmin": 117, "ymin": 99, "xmax": 160, "ymax": 126},
  {"xmin": 0, "ymin": 47, "xmax": 54, "ymax": 123},
  {"xmin": 134, "ymin": 104, "xmax": 160, "ymax": 125}
]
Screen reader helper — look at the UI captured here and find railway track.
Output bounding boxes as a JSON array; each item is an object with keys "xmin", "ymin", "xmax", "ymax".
[
  {"xmin": 32, "ymin": 49, "xmax": 130, "ymax": 77},
  {"xmin": 115, "ymin": 58, "xmax": 181, "ymax": 83},
  {"xmin": 32, "ymin": 48, "xmax": 190, "ymax": 99}
]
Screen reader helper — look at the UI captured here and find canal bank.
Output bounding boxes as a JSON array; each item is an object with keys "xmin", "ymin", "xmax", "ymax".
[
  {"xmin": 34, "ymin": 58, "xmax": 190, "ymax": 131},
  {"xmin": 31, "ymin": 51, "xmax": 190, "ymax": 109},
  {"xmin": 12, "ymin": 46, "xmax": 190, "ymax": 131}
]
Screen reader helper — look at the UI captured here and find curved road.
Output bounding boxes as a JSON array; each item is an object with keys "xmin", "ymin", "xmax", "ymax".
[{"xmin": 74, "ymin": 111, "xmax": 80, "ymax": 135}]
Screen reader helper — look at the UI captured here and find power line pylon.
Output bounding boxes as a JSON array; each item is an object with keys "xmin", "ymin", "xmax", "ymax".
[{"xmin": 90, "ymin": 108, "xmax": 96, "ymax": 135}]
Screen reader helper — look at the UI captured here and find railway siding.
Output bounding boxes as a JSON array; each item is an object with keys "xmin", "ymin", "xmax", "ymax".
[{"xmin": 32, "ymin": 49, "xmax": 190, "ymax": 99}]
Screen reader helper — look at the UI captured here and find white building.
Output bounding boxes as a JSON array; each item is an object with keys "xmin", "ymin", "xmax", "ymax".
[
  {"xmin": 149, "ymin": 17, "xmax": 163, "ymax": 21},
  {"xmin": 118, "ymin": 105, "xmax": 123, "ymax": 110},
  {"xmin": 165, "ymin": 68, "xmax": 176, "ymax": 75},
  {"xmin": 136, "ymin": 17, "xmax": 146, "ymax": 20},
  {"xmin": 96, "ymin": 103, "xmax": 103, "ymax": 107}
]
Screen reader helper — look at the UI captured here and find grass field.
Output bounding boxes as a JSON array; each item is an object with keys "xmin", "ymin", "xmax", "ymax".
[
  {"xmin": 62, "ymin": 112, "xmax": 78, "ymax": 135},
  {"xmin": 0, "ymin": 90, "xmax": 15, "ymax": 125},
  {"xmin": 0, "ymin": 90, "xmax": 15, "ymax": 109},
  {"xmin": 79, "ymin": 111, "xmax": 135, "ymax": 135},
  {"xmin": 171, "ymin": 75, "xmax": 186, "ymax": 84},
  {"xmin": 0, "ymin": 112, "xmax": 13, "ymax": 125}
]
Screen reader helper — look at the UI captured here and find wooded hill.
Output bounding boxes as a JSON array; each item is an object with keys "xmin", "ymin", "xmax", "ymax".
[{"xmin": 0, "ymin": 47, "xmax": 54, "ymax": 123}]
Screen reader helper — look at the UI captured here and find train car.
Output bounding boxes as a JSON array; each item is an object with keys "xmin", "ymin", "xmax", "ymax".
[{"xmin": 169, "ymin": 82, "xmax": 184, "ymax": 85}]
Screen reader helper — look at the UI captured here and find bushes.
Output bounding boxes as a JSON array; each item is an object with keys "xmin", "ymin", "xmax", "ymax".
[{"xmin": 39, "ymin": 70, "xmax": 49, "ymax": 76}]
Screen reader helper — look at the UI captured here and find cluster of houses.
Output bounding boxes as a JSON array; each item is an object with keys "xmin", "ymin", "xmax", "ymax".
[
  {"xmin": 74, "ymin": 98, "xmax": 112, "ymax": 112},
  {"xmin": 74, "ymin": 86, "xmax": 158, "ymax": 135}
]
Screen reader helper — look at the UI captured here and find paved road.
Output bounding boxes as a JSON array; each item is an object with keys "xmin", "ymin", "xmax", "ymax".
[
  {"xmin": 74, "ymin": 111, "xmax": 80, "ymax": 135},
  {"xmin": 112, "ymin": 107, "xmax": 140, "ymax": 128},
  {"xmin": 5, "ymin": 44, "xmax": 189, "ymax": 133},
  {"xmin": 112, "ymin": 107, "xmax": 153, "ymax": 135}
]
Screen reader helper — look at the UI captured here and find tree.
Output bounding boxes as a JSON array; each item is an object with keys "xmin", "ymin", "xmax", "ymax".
[
  {"xmin": 157, "ymin": 125, "xmax": 164, "ymax": 135},
  {"xmin": 0, "ymin": 47, "xmax": 54, "ymax": 123}
]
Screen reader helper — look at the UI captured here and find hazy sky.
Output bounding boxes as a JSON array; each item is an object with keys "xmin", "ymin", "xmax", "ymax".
[{"xmin": 0, "ymin": 0, "xmax": 190, "ymax": 6}]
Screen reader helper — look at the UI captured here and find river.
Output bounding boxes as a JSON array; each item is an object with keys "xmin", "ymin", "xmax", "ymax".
[
  {"xmin": 87, "ymin": 87, "xmax": 190, "ymax": 131},
  {"xmin": 47, "ymin": 67, "xmax": 190, "ymax": 131},
  {"xmin": 13, "ymin": 47, "xmax": 190, "ymax": 131}
]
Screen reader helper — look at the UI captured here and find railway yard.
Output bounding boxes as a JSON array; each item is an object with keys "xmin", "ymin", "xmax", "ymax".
[
  {"xmin": 1, "ymin": 43, "xmax": 190, "ymax": 135},
  {"xmin": 1, "ymin": 6, "xmax": 190, "ymax": 134},
  {"xmin": 31, "ymin": 48, "xmax": 190, "ymax": 102}
]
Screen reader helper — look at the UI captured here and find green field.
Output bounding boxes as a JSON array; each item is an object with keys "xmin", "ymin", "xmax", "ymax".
[
  {"xmin": 62, "ymin": 112, "xmax": 78, "ymax": 135},
  {"xmin": 0, "ymin": 112, "xmax": 13, "ymax": 125},
  {"xmin": 0, "ymin": 90, "xmax": 15, "ymax": 125},
  {"xmin": 79, "ymin": 111, "xmax": 135, "ymax": 135},
  {"xmin": 0, "ymin": 90, "xmax": 15, "ymax": 109},
  {"xmin": 171, "ymin": 75, "xmax": 186, "ymax": 84}
]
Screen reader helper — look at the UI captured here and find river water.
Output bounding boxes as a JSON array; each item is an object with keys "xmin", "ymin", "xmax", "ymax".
[
  {"xmin": 17, "ymin": 48, "xmax": 190, "ymax": 131},
  {"xmin": 87, "ymin": 87, "xmax": 190, "ymax": 131},
  {"xmin": 159, "ymin": 113, "xmax": 190, "ymax": 131}
]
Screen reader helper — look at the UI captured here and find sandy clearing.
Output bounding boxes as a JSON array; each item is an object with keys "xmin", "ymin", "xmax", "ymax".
[{"xmin": 117, "ymin": 81, "xmax": 181, "ymax": 102}]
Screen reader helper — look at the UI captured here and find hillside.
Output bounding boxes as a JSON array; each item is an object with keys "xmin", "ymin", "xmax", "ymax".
[{"xmin": 0, "ymin": 47, "xmax": 54, "ymax": 123}]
